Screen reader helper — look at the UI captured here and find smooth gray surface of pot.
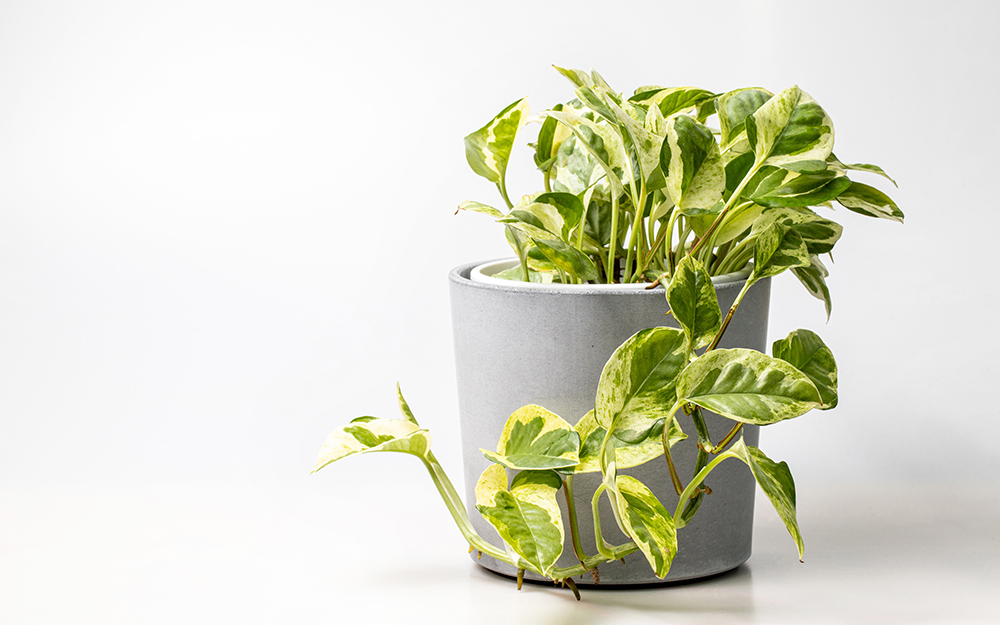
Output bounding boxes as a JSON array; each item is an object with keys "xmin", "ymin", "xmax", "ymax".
[{"xmin": 448, "ymin": 260, "xmax": 771, "ymax": 586}]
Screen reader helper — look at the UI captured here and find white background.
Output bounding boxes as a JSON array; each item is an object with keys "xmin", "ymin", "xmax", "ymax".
[{"xmin": 2, "ymin": 1, "xmax": 998, "ymax": 622}]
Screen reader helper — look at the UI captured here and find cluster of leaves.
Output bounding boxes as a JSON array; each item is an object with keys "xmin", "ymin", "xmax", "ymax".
[
  {"xmin": 460, "ymin": 67, "xmax": 902, "ymax": 317},
  {"xmin": 312, "ymin": 251, "xmax": 844, "ymax": 597}
]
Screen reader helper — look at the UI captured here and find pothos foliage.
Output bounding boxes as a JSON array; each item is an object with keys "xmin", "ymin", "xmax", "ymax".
[{"xmin": 312, "ymin": 67, "xmax": 902, "ymax": 600}]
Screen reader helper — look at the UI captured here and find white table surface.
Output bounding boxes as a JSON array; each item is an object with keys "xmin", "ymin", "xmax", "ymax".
[{"xmin": 3, "ymin": 475, "xmax": 998, "ymax": 625}]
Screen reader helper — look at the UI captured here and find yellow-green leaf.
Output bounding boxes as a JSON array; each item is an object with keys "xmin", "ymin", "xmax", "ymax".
[{"xmin": 481, "ymin": 405, "xmax": 581, "ymax": 470}]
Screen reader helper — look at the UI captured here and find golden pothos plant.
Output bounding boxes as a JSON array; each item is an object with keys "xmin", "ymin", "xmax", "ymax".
[{"xmin": 312, "ymin": 67, "xmax": 902, "ymax": 600}]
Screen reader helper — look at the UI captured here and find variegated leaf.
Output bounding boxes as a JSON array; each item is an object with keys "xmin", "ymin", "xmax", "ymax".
[
  {"xmin": 631, "ymin": 86, "xmax": 717, "ymax": 119},
  {"xmin": 457, "ymin": 200, "xmax": 504, "ymax": 219},
  {"xmin": 530, "ymin": 192, "xmax": 586, "ymax": 241},
  {"xmin": 750, "ymin": 207, "xmax": 843, "ymax": 255},
  {"xmin": 748, "ymin": 167, "xmax": 851, "ymax": 210},
  {"xmin": 827, "ymin": 153, "xmax": 897, "ymax": 187},
  {"xmin": 475, "ymin": 464, "xmax": 565, "ymax": 576},
  {"xmin": 596, "ymin": 327, "xmax": 688, "ymax": 443},
  {"xmin": 728, "ymin": 438, "xmax": 804, "ymax": 560},
  {"xmin": 606, "ymin": 98, "xmax": 665, "ymax": 190},
  {"xmin": 773, "ymin": 329, "xmax": 838, "ymax": 409},
  {"xmin": 712, "ymin": 201, "xmax": 766, "ymax": 246},
  {"xmin": 481, "ymin": 405, "xmax": 581, "ymax": 470},
  {"xmin": 552, "ymin": 65, "xmax": 594, "ymax": 89},
  {"xmin": 533, "ymin": 103, "xmax": 563, "ymax": 171},
  {"xmin": 745, "ymin": 86, "xmax": 834, "ymax": 168},
  {"xmin": 464, "ymin": 99, "xmax": 529, "ymax": 185},
  {"xmin": 792, "ymin": 255, "xmax": 832, "ymax": 318},
  {"xmin": 677, "ymin": 349, "xmax": 822, "ymax": 425},
  {"xmin": 716, "ymin": 88, "xmax": 772, "ymax": 152},
  {"xmin": 311, "ymin": 417, "xmax": 431, "ymax": 473},
  {"xmin": 396, "ymin": 383, "xmax": 419, "ymax": 425},
  {"xmin": 666, "ymin": 256, "xmax": 721, "ymax": 349},
  {"xmin": 835, "ymin": 181, "xmax": 904, "ymax": 223},
  {"xmin": 571, "ymin": 410, "xmax": 686, "ymax": 474},
  {"xmin": 544, "ymin": 109, "xmax": 627, "ymax": 197},
  {"xmin": 660, "ymin": 115, "xmax": 725, "ymax": 210},
  {"xmin": 613, "ymin": 475, "xmax": 677, "ymax": 578},
  {"xmin": 552, "ymin": 131, "xmax": 606, "ymax": 196},
  {"xmin": 500, "ymin": 218, "xmax": 599, "ymax": 281},
  {"xmin": 752, "ymin": 223, "xmax": 811, "ymax": 281}
]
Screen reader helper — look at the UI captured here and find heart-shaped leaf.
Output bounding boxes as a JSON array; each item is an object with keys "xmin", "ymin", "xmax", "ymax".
[
  {"xmin": 750, "ymin": 207, "xmax": 843, "ymax": 255},
  {"xmin": 660, "ymin": 115, "xmax": 725, "ymax": 211},
  {"xmin": 773, "ymin": 329, "xmax": 838, "ymax": 409},
  {"xmin": 677, "ymin": 349, "xmax": 822, "ymax": 425},
  {"xmin": 666, "ymin": 256, "xmax": 721, "ymax": 349},
  {"xmin": 752, "ymin": 223, "xmax": 811, "ymax": 281},
  {"xmin": 481, "ymin": 405, "xmax": 581, "ymax": 470},
  {"xmin": 716, "ymin": 87, "xmax": 772, "ymax": 152},
  {"xmin": 571, "ymin": 410, "xmax": 686, "ymax": 474},
  {"xmin": 312, "ymin": 416, "xmax": 431, "ymax": 473},
  {"xmin": 464, "ymin": 99, "xmax": 529, "ymax": 185},
  {"xmin": 613, "ymin": 475, "xmax": 677, "ymax": 578},
  {"xmin": 745, "ymin": 86, "xmax": 834, "ymax": 168}
]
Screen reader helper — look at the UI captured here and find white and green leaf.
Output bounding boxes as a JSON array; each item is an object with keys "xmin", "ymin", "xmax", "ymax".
[
  {"xmin": 396, "ymin": 383, "xmax": 419, "ymax": 425},
  {"xmin": 745, "ymin": 86, "xmax": 834, "ymax": 168},
  {"xmin": 748, "ymin": 167, "xmax": 852, "ymax": 209},
  {"xmin": 571, "ymin": 410, "xmax": 686, "ymax": 474},
  {"xmin": 544, "ymin": 109, "xmax": 628, "ymax": 197},
  {"xmin": 312, "ymin": 417, "xmax": 431, "ymax": 473},
  {"xmin": 792, "ymin": 255, "xmax": 833, "ymax": 319},
  {"xmin": 827, "ymin": 153, "xmax": 897, "ymax": 187},
  {"xmin": 750, "ymin": 206, "xmax": 843, "ymax": 255},
  {"xmin": 595, "ymin": 327, "xmax": 689, "ymax": 443},
  {"xmin": 630, "ymin": 86, "xmax": 716, "ymax": 119},
  {"xmin": 773, "ymin": 329, "xmax": 838, "ymax": 409},
  {"xmin": 677, "ymin": 349, "xmax": 822, "ymax": 425},
  {"xmin": 728, "ymin": 438, "xmax": 804, "ymax": 560},
  {"xmin": 606, "ymin": 98, "xmax": 665, "ymax": 190},
  {"xmin": 613, "ymin": 475, "xmax": 677, "ymax": 578},
  {"xmin": 716, "ymin": 87, "xmax": 772, "ymax": 153},
  {"xmin": 751, "ymin": 222, "xmax": 812, "ymax": 281},
  {"xmin": 464, "ymin": 98, "xmax": 530, "ymax": 185},
  {"xmin": 666, "ymin": 256, "xmax": 721, "ymax": 349},
  {"xmin": 457, "ymin": 200, "xmax": 505, "ymax": 219},
  {"xmin": 660, "ymin": 115, "xmax": 725, "ymax": 211},
  {"xmin": 475, "ymin": 464, "xmax": 565, "ymax": 575},
  {"xmin": 481, "ymin": 404, "xmax": 581, "ymax": 470},
  {"xmin": 835, "ymin": 181, "xmax": 904, "ymax": 223}
]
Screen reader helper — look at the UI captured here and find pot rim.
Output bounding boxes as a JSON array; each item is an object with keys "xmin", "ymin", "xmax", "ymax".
[{"xmin": 452, "ymin": 258, "xmax": 752, "ymax": 294}]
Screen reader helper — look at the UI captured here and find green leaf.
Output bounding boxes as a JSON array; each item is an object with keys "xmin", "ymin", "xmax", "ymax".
[
  {"xmin": 571, "ymin": 410, "xmax": 686, "ymax": 474},
  {"xmin": 533, "ymin": 103, "xmax": 563, "ymax": 171},
  {"xmin": 750, "ymin": 207, "xmax": 843, "ymax": 255},
  {"xmin": 660, "ymin": 115, "xmax": 725, "ymax": 211},
  {"xmin": 716, "ymin": 88, "xmax": 773, "ymax": 152},
  {"xmin": 835, "ymin": 180, "xmax": 904, "ymax": 223},
  {"xmin": 773, "ymin": 329, "xmax": 838, "ymax": 409},
  {"xmin": 677, "ymin": 348, "xmax": 822, "ymax": 425},
  {"xmin": 475, "ymin": 464, "xmax": 565, "ymax": 575},
  {"xmin": 457, "ymin": 200, "xmax": 505, "ymax": 219},
  {"xmin": 827, "ymin": 153, "xmax": 897, "ymax": 187},
  {"xmin": 629, "ymin": 86, "xmax": 716, "ymax": 118},
  {"xmin": 666, "ymin": 256, "xmax": 721, "ymax": 349},
  {"xmin": 595, "ymin": 327, "xmax": 688, "ymax": 443},
  {"xmin": 481, "ymin": 405, "xmax": 581, "ymax": 470},
  {"xmin": 531, "ymin": 192, "xmax": 586, "ymax": 241},
  {"xmin": 613, "ymin": 475, "xmax": 677, "ymax": 578},
  {"xmin": 728, "ymin": 438, "xmax": 804, "ymax": 560},
  {"xmin": 312, "ymin": 417, "xmax": 431, "ymax": 473},
  {"xmin": 752, "ymin": 223, "xmax": 811, "ymax": 281},
  {"xmin": 745, "ymin": 86, "xmax": 834, "ymax": 168},
  {"xmin": 544, "ymin": 109, "xmax": 627, "ymax": 197},
  {"xmin": 500, "ymin": 218, "xmax": 600, "ymax": 281},
  {"xmin": 464, "ymin": 99, "xmax": 529, "ymax": 185},
  {"xmin": 792, "ymin": 255, "xmax": 832, "ymax": 319},
  {"xmin": 748, "ymin": 167, "xmax": 852, "ymax": 209},
  {"xmin": 396, "ymin": 383, "xmax": 419, "ymax": 425}
]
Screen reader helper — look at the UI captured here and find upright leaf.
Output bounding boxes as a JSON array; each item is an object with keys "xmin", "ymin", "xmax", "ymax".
[
  {"xmin": 773, "ymin": 329, "xmax": 838, "ymax": 409},
  {"xmin": 533, "ymin": 103, "xmax": 563, "ymax": 171},
  {"xmin": 745, "ymin": 86, "xmax": 834, "ymax": 168},
  {"xmin": 660, "ymin": 115, "xmax": 725, "ymax": 210},
  {"xmin": 475, "ymin": 465, "xmax": 565, "ymax": 575},
  {"xmin": 835, "ymin": 181, "xmax": 904, "ymax": 222},
  {"xmin": 531, "ymin": 192, "xmax": 586, "ymax": 241},
  {"xmin": 716, "ymin": 88, "xmax": 773, "ymax": 152},
  {"xmin": 544, "ymin": 109, "xmax": 627, "ymax": 197},
  {"xmin": 464, "ymin": 99, "xmax": 530, "ymax": 185},
  {"xmin": 614, "ymin": 475, "xmax": 677, "ymax": 578},
  {"xmin": 677, "ymin": 349, "xmax": 822, "ymax": 425},
  {"xmin": 752, "ymin": 223, "xmax": 811, "ymax": 281},
  {"xmin": 396, "ymin": 383, "xmax": 419, "ymax": 424},
  {"xmin": 312, "ymin": 417, "xmax": 431, "ymax": 473},
  {"xmin": 606, "ymin": 98, "xmax": 665, "ymax": 190},
  {"xmin": 481, "ymin": 405, "xmax": 581, "ymax": 470},
  {"xmin": 728, "ymin": 438, "xmax": 804, "ymax": 560},
  {"xmin": 595, "ymin": 327, "xmax": 688, "ymax": 443},
  {"xmin": 666, "ymin": 256, "xmax": 721, "ymax": 349}
]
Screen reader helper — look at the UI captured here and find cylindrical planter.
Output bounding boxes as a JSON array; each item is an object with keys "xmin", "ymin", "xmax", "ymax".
[{"xmin": 449, "ymin": 260, "xmax": 771, "ymax": 586}]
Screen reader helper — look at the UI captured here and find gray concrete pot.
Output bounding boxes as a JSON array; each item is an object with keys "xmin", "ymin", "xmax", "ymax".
[{"xmin": 449, "ymin": 259, "xmax": 772, "ymax": 586}]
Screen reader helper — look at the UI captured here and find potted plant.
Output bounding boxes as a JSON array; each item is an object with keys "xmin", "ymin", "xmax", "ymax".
[{"xmin": 312, "ymin": 67, "xmax": 902, "ymax": 599}]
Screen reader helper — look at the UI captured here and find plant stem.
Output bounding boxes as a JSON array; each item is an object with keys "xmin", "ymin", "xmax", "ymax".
[
  {"xmin": 562, "ymin": 476, "xmax": 590, "ymax": 567},
  {"xmin": 607, "ymin": 194, "xmax": 620, "ymax": 283},
  {"xmin": 707, "ymin": 423, "xmax": 743, "ymax": 454},
  {"xmin": 661, "ymin": 414, "xmax": 685, "ymax": 496},
  {"xmin": 673, "ymin": 450, "xmax": 739, "ymax": 528},
  {"xmin": 687, "ymin": 168, "xmax": 760, "ymax": 260},
  {"xmin": 624, "ymin": 180, "xmax": 647, "ymax": 282},
  {"xmin": 591, "ymin": 485, "xmax": 616, "ymax": 559},
  {"xmin": 679, "ymin": 409, "xmax": 712, "ymax": 524},
  {"xmin": 636, "ymin": 220, "xmax": 670, "ymax": 279},
  {"xmin": 705, "ymin": 277, "xmax": 754, "ymax": 352}
]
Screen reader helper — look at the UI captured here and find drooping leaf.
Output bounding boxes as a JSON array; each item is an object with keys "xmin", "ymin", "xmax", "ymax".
[
  {"xmin": 728, "ymin": 438, "xmax": 804, "ymax": 560},
  {"xmin": 613, "ymin": 475, "xmax": 677, "ymax": 578},
  {"xmin": 500, "ymin": 218, "xmax": 600, "ymax": 281},
  {"xmin": 660, "ymin": 115, "xmax": 725, "ymax": 210},
  {"xmin": 571, "ymin": 410, "xmax": 686, "ymax": 474},
  {"xmin": 835, "ymin": 181, "xmax": 904, "ymax": 223},
  {"xmin": 716, "ymin": 88, "xmax": 773, "ymax": 152},
  {"xmin": 748, "ymin": 167, "xmax": 852, "ymax": 209},
  {"xmin": 677, "ymin": 348, "xmax": 822, "ymax": 425},
  {"xmin": 312, "ymin": 417, "xmax": 431, "ymax": 473},
  {"xmin": 481, "ymin": 404, "xmax": 581, "ymax": 470},
  {"xmin": 751, "ymin": 223, "xmax": 812, "ymax": 281},
  {"xmin": 464, "ymin": 99, "xmax": 529, "ymax": 185},
  {"xmin": 750, "ymin": 207, "xmax": 843, "ymax": 255},
  {"xmin": 475, "ymin": 464, "xmax": 565, "ymax": 575},
  {"xmin": 457, "ymin": 200, "xmax": 505, "ymax": 219},
  {"xmin": 827, "ymin": 153, "xmax": 897, "ymax": 187},
  {"xmin": 773, "ymin": 329, "xmax": 838, "ymax": 409},
  {"xmin": 745, "ymin": 86, "xmax": 834, "ymax": 168},
  {"xmin": 792, "ymin": 255, "xmax": 833, "ymax": 318},
  {"xmin": 595, "ymin": 327, "xmax": 688, "ymax": 443},
  {"xmin": 666, "ymin": 256, "xmax": 721, "ymax": 349}
]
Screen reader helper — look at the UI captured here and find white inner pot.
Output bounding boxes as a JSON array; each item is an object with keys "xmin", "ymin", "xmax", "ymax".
[{"xmin": 470, "ymin": 258, "xmax": 752, "ymax": 289}]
